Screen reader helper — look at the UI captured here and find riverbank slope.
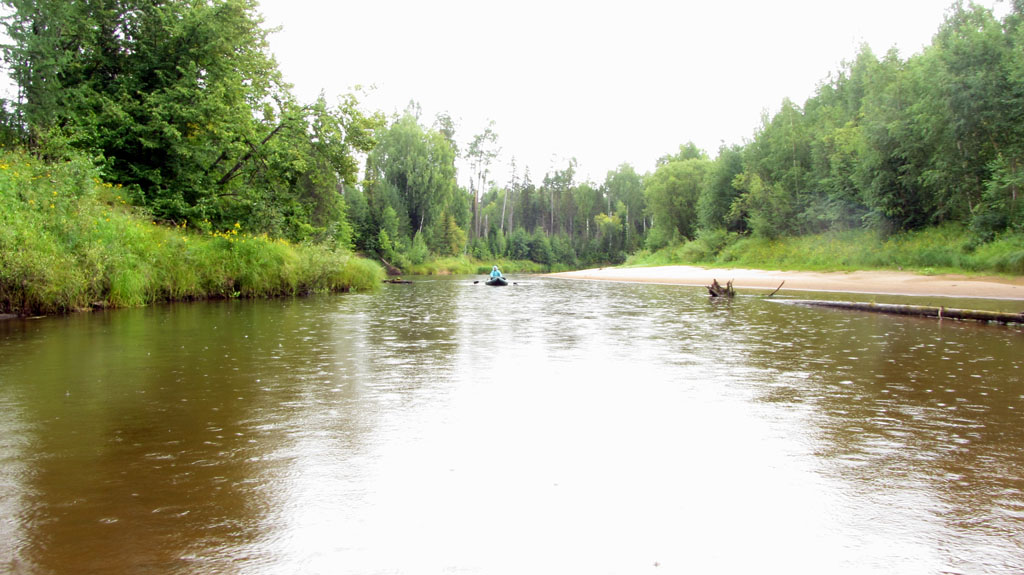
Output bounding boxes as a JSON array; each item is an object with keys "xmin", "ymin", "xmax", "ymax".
[
  {"xmin": 547, "ymin": 266, "xmax": 1024, "ymax": 300},
  {"xmin": 0, "ymin": 151, "xmax": 383, "ymax": 316}
]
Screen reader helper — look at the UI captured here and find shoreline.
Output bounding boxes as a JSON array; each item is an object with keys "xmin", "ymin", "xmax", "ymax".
[{"xmin": 546, "ymin": 265, "xmax": 1024, "ymax": 300}]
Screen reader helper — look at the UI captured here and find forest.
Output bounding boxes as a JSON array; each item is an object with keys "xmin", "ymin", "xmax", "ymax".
[{"xmin": 1, "ymin": 0, "xmax": 1023, "ymax": 306}]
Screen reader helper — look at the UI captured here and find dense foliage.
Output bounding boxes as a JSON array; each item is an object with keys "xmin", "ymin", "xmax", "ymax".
[
  {"xmin": 1, "ymin": 0, "xmax": 381, "ymax": 244},
  {"xmin": 0, "ymin": 149, "xmax": 382, "ymax": 315},
  {"xmin": 2, "ymin": 0, "xmax": 1023, "ymax": 285},
  {"xmin": 462, "ymin": 1, "xmax": 1024, "ymax": 269}
]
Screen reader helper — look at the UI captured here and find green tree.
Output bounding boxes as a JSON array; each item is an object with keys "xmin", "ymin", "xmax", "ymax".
[
  {"xmin": 854, "ymin": 48, "xmax": 934, "ymax": 231},
  {"xmin": 931, "ymin": 3, "xmax": 1016, "ymax": 221},
  {"xmin": 507, "ymin": 227, "xmax": 530, "ymax": 260},
  {"xmin": 595, "ymin": 209, "xmax": 623, "ymax": 257},
  {"xmin": 537, "ymin": 159, "xmax": 577, "ymax": 238},
  {"xmin": 240, "ymin": 94, "xmax": 380, "ymax": 244},
  {"xmin": 550, "ymin": 233, "xmax": 576, "ymax": 266},
  {"xmin": 644, "ymin": 157, "xmax": 709, "ymax": 241},
  {"xmin": 441, "ymin": 213, "xmax": 467, "ymax": 256},
  {"xmin": 730, "ymin": 171, "xmax": 798, "ymax": 238},
  {"xmin": 364, "ymin": 112, "xmax": 458, "ymax": 253},
  {"xmin": 656, "ymin": 141, "xmax": 706, "ymax": 166},
  {"xmin": 466, "ymin": 120, "xmax": 500, "ymax": 238},
  {"xmin": 800, "ymin": 56, "xmax": 871, "ymax": 231},
  {"xmin": 697, "ymin": 145, "xmax": 745, "ymax": 232},
  {"xmin": 743, "ymin": 99, "xmax": 811, "ymax": 234},
  {"xmin": 527, "ymin": 227, "xmax": 553, "ymax": 266},
  {"xmin": 4, "ymin": 1, "xmax": 277, "ymax": 216},
  {"xmin": 408, "ymin": 231, "xmax": 430, "ymax": 265},
  {"xmin": 488, "ymin": 226, "xmax": 507, "ymax": 258},
  {"xmin": 603, "ymin": 164, "xmax": 645, "ymax": 250},
  {"xmin": 572, "ymin": 181, "xmax": 601, "ymax": 245},
  {"xmin": 1, "ymin": 0, "xmax": 378, "ymax": 238}
]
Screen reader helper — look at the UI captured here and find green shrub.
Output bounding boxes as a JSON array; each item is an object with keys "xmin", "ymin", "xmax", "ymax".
[{"xmin": 0, "ymin": 149, "xmax": 382, "ymax": 315}]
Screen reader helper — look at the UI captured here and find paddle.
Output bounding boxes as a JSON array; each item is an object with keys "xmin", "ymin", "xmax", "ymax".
[{"xmin": 474, "ymin": 276, "xmax": 517, "ymax": 285}]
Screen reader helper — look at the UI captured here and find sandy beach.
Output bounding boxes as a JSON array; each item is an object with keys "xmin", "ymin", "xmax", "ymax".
[{"xmin": 547, "ymin": 265, "xmax": 1024, "ymax": 300}]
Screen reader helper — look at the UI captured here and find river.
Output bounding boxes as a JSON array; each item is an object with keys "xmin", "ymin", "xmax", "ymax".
[{"xmin": 1, "ymin": 276, "xmax": 1022, "ymax": 574}]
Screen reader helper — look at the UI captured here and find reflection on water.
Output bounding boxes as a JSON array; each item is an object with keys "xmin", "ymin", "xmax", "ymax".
[{"xmin": 0, "ymin": 278, "xmax": 1022, "ymax": 574}]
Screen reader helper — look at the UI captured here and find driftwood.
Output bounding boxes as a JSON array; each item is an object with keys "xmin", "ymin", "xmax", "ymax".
[
  {"xmin": 767, "ymin": 281, "xmax": 785, "ymax": 297},
  {"xmin": 707, "ymin": 279, "xmax": 735, "ymax": 298},
  {"xmin": 787, "ymin": 299, "xmax": 1024, "ymax": 325},
  {"xmin": 379, "ymin": 257, "xmax": 402, "ymax": 276},
  {"xmin": 705, "ymin": 279, "xmax": 785, "ymax": 298}
]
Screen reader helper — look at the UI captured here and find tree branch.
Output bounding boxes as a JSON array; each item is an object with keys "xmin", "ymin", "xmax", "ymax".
[{"xmin": 216, "ymin": 120, "xmax": 289, "ymax": 186}]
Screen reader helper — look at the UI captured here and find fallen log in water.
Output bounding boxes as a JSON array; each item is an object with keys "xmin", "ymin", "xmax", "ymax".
[{"xmin": 786, "ymin": 299, "xmax": 1024, "ymax": 324}]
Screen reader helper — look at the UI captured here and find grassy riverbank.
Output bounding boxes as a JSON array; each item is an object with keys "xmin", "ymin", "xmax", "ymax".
[
  {"xmin": 0, "ymin": 151, "xmax": 382, "ymax": 316},
  {"xmin": 626, "ymin": 227, "xmax": 1024, "ymax": 276}
]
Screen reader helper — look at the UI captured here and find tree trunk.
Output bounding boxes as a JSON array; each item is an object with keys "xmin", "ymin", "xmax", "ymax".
[
  {"xmin": 508, "ymin": 189, "xmax": 515, "ymax": 234},
  {"xmin": 500, "ymin": 188, "xmax": 507, "ymax": 234},
  {"xmin": 625, "ymin": 205, "xmax": 629, "ymax": 247},
  {"xmin": 787, "ymin": 300, "xmax": 1024, "ymax": 325},
  {"xmin": 470, "ymin": 180, "xmax": 478, "ymax": 240},
  {"xmin": 216, "ymin": 117, "xmax": 290, "ymax": 186},
  {"xmin": 550, "ymin": 188, "xmax": 555, "ymax": 234}
]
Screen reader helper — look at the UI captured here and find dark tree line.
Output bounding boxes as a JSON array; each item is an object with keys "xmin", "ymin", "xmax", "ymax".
[
  {"xmin": 463, "ymin": 1, "xmax": 1024, "ymax": 267},
  {"xmin": 658, "ymin": 1, "xmax": 1024, "ymax": 244},
  {"xmin": 3, "ymin": 1, "xmax": 1021, "ymax": 270}
]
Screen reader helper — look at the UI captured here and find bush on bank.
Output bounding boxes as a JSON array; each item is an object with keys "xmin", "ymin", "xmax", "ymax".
[
  {"xmin": 0, "ymin": 150, "xmax": 383, "ymax": 316},
  {"xmin": 627, "ymin": 227, "xmax": 1024, "ymax": 276}
]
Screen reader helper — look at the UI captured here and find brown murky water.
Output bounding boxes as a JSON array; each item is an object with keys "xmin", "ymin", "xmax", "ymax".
[{"xmin": 1, "ymin": 277, "xmax": 1022, "ymax": 574}]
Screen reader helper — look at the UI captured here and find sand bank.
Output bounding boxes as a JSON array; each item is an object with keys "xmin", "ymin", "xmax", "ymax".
[{"xmin": 547, "ymin": 265, "xmax": 1024, "ymax": 300}]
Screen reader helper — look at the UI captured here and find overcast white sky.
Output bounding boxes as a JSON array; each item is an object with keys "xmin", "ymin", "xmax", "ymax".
[{"xmin": 256, "ymin": 1, "xmax": 1002, "ymax": 188}]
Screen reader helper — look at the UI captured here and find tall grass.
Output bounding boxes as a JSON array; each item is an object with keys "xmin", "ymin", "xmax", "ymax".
[
  {"xmin": 626, "ymin": 226, "xmax": 1024, "ymax": 276},
  {"xmin": 0, "ymin": 150, "xmax": 382, "ymax": 315},
  {"xmin": 963, "ymin": 232, "xmax": 1024, "ymax": 274}
]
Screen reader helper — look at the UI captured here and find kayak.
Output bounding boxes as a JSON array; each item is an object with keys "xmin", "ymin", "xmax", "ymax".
[{"xmin": 485, "ymin": 277, "xmax": 508, "ymax": 286}]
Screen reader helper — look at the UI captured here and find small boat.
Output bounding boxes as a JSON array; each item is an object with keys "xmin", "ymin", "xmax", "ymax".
[{"xmin": 485, "ymin": 276, "xmax": 508, "ymax": 286}]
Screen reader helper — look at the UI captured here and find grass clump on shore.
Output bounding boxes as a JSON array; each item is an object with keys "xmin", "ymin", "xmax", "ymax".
[
  {"xmin": 0, "ymin": 150, "xmax": 382, "ymax": 315},
  {"xmin": 626, "ymin": 227, "xmax": 1024, "ymax": 276}
]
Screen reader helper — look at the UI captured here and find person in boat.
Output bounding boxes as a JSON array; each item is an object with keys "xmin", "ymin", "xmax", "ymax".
[{"xmin": 490, "ymin": 265, "xmax": 503, "ymax": 279}]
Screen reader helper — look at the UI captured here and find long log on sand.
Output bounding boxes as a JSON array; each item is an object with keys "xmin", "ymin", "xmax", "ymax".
[{"xmin": 786, "ymin": 300, "xmax": 1024, "ymax": 325}]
